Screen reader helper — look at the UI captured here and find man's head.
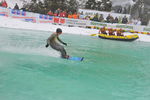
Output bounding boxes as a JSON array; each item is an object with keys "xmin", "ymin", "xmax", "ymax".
[{"xmin": 56, "ymin": 28, "xmax": 62, "ymax": 34}]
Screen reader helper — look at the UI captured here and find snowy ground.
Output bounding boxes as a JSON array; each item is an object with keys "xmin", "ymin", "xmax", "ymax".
[
  {"xmin": 0, "ymin": 16, "xmax": 98, "ymax": 35},
  {"xmin": 0, "ymin": 16, "xmax": 150, "ymax": 42}
]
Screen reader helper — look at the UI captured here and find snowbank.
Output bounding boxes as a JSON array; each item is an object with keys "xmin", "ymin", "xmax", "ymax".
[
  {"xmin": 0, "ymin": 16, "xmax": 98, "ymax": 35},
  {"xmin": 0, "ymin": 16, "xmax": 150, "ymax": 42}
]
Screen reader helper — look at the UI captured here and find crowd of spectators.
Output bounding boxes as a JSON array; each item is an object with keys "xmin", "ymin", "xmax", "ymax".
[
  {"xmin": 0, "ymin": 1, "xmax": 143, "ymax": 26},
  {"xmin": 47, "ymin": 8, "xmax": 142, "ymax": 25},
  {"xmin": 47, "ymin": 8, "xmax": 79, "ymax": 19},
  {"xmin": 90, "ymin": 13, "xmax": 142, "ymax": 25}
]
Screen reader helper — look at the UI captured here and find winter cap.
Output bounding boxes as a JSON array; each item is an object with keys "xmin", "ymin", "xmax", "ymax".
[{"xmin": 56, "ymin": 28, "xmax": 62, "ymax": 33}]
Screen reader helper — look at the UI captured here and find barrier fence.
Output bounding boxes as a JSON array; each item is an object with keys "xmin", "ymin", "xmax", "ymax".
[{"xmin": 0, "ymin": 7, "xmax": 150, "ymax": 34}]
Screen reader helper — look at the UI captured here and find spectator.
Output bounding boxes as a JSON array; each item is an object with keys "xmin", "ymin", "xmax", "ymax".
[
  {"xmin": 114, "ymin": 17, "xmax": 119, "ymax": 23},
  {"xmin": 99, "ymin": 14, "xmax": 104, "ymax": 22},
  {"xmin": 13, "ymin": 3, "xmax": 19, "ymax": 10},
  {"xmin": 110, "ymin": 15, "xmax": 114, "ymax": 23},
  {"xmin": 122, "ymin": 16, "xmax": 128, "ymax": 24},
  {"xmin": 106, "ymin": 14, "xmax": 111, "ymax": 23},
  {"xmin": 72, "ymin": 12, "xmax": 78, "ymax": 19},
  {"xmin": 47, "ymin": 10, "xmax": 53, "ymax": 16},
  {"xmin": 79, "ymin": 12, "xmax": 85, "ymax": 20},
  {"xmin": 85, "ymin": 16, "xmax": 90, "ymax": 20},
  {"xmin": 131, "ymin": 18, "xmax": 137, "ymax": 25},
  {"xmin": 63, "ymin": 10, "xmax": 67, "ymax": 17},
  {"xmin": 1, "ymin": 0, "xmax": 8, "ymax": 8},
  {"xmin": 55, "ymin": 8, "xmax": 61, "ymax": 16},
  {"xmin": 136, "ymin": 18, "xmax": 141, "ymax": 25},
  {"xmin": 60, "ymin": 10, "xmax": 67, "ymax": 17},
  {"xmin": 68, "ymin": 12, "xmax": 73, "ymax": 19},
  {"xmin": 92, "ymin": 13, "xmax": 99, "ymax": 22},
  {"xmin": 53, "ymin": 12, "xmax": 58, "ymax": 16},
  {"xmin": 118, "ymin": 16, "xmax": 122, "ymax": 23}
]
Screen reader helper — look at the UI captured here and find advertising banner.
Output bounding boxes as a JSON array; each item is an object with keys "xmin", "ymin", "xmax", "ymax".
[
  {"xmin": 116, "ymin": 24, "xmax": 134, "ymax": 30},
  {"xmin": 0, "ymin": 7, "xmax": 8, "ymax": 17},
  {"xmin": 90, "ymin": 21, "xmax": 107, "ymax": 27},
  {"xmin": 10, "ymin": 9, "xmax": 37, "ymax": 23},
  {"xmin": 143, "ymin": 27, "xmax": 150, "ymax": 32},
  {"xmin": 38, "ymin": 14, "xmax": 54, "ymax": 23},
  {"xmin": 65, "ymin": 18, "xmax": 89, "ymax": 26}
]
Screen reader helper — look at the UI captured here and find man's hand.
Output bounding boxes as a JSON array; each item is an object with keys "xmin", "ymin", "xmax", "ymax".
[
  {"xmin": 45, "ymin": 44, "xmax": 49, "ymax": 48},
  {"xmin": 63, "ymin": 43, "xmax": 67, "ymax": 46}
]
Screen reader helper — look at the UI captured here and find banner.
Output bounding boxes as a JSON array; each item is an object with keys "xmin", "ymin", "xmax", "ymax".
[
  {"xmin": 90, "ymin": 21, "xmax": 107, "ymax": 27},
  {"xmin": 0, "ymin": 7, "xmax": 8, "ymax": 16},
  {"xmin": 65, "ymin": 18, "xmax": 89, "ymax": 26},
  {"xmin": 116, "ymin": 25, "xmax": 134, "ymax": 30},
  {"xmin": 38, "ymin": 14, "xmax": 54, "ymax": 23},
  {"xmin": 143, "ymin": 27, "xmax": 150, "ymax": 32},
  {"xmin": 9, "ymin": 9, "xmax": 37, "ymax": 23}
]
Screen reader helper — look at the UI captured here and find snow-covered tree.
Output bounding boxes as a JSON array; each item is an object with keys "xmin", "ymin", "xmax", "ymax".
[{"xmin": 22, "ymin": 0, "xmax": 79, "ymax": 14}]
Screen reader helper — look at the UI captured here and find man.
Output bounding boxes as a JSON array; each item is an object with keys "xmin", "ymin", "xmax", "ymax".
[
  {"xmin": 13, "ymin": 3, "xmax": 19, "ymax": 10},
  {"xmin": 99, "ymin": 27, "xmax": 107, "ymax": 35},
  {"xmin": 45, "ymin": 28, "xmax": 69, "ymax": 59},
  {"xmin": 1, "ymin": 0, "xmax": 7, "ymax": 8},
  {"xmin": 122, "ymin": 16, "xmax": 128, "ymax": 24}
]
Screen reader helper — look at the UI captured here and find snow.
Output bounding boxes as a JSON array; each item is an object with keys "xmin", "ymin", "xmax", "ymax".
[
  {"xmin": 111, "ymin": 0, "xmax": 135, "ymax": 7},
  {"xmin": 0, "ymin": 16, "xmax": 98, "ymax": 35},
  {"xmin": 0, "ymin": 16, "xmax": 150, "ymax": 42},
  {"xmin": 1, "ymin": 0, "xmax": 24, "ymax": 8}
]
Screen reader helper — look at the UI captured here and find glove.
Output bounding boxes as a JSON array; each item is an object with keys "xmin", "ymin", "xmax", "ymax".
[
  {"xmin": 63, "ymin": 43, "xmax": 67, "ymax": 46},
  {"xmin": 45, "ymin": 44, "xmax": 49, "ymax": 48}
]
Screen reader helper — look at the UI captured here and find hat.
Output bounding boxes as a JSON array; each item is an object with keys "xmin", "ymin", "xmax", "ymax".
[{"xmin": 56, "ymin": 28, "xmax": 62, "ymax": 33}]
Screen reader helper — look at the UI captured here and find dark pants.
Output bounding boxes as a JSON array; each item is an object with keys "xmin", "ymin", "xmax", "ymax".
[{"xmin": 50, "ymin": 43, "xmax": 67, "ymax": 58}]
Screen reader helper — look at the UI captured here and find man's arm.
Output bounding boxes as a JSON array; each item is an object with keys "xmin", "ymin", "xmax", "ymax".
[
  {"xmin": 57, "ymin": 37, "xmax": 67, "ymax": 46},
  {"xmin": 45, "ymin": 33, "xmax": 55, "ymax": 48}
]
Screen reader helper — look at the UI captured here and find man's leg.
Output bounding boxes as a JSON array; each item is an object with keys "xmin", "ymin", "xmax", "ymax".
[
  {"xmin": 60, "ymin": 47, "xmax": 69, "ymax": 59},
  {"xmin": 51, "ymin": 44, "xmax": 68, "ymax": 59}
]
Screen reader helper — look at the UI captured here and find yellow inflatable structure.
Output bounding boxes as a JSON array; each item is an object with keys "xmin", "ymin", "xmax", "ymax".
[{"xmin": 98, "ymin": 34, "xmax": 139, "ymax": 41}]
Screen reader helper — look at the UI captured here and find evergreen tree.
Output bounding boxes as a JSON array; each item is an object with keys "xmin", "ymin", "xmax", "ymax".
[
  {"xmin": 22, "ymin": 0, "xmax": 78, "ymax": 14},
  {"xmin": 85, "ymin": 0, "xmax": 112, "ymax": 11},
  {"xmin": 67, "ymin": 0, "xmax": 79, "ymax": 12},
  {"xmin": 85, "ymin": 0, "xmax": 96, "ymax": 10}
]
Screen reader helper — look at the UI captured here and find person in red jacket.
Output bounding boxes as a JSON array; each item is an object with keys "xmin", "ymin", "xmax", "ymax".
[
  {"xmin": 60, "ymin": 10, "xmax": 67, "ymax": 18},
  {"xmin": 1, "ymin": 0, "xmax": 8, "ymax": 8},
  {"xmin": 47, "ymin": 10, "xmax": 53, "ymax": 16}
]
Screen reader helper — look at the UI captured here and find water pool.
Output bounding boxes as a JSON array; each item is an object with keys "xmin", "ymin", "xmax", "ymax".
[{"xmin": 0, "ymin": 27, "xmax": 150, "ymax": 100}]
